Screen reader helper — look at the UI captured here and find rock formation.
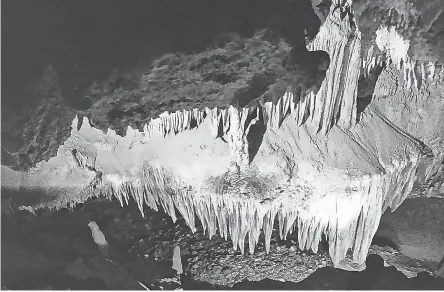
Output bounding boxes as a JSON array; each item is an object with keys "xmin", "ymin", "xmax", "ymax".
[
  {"xmin": 172, "ymin": 245, "xmax": 183, "ymax": 275},
  {"xmin": 2, "ymin": 0, "xmax": 443, "ymax": 273},
  {"xmin": 88, "ymin": 221, "xmax": 110, "ymax": 257}
]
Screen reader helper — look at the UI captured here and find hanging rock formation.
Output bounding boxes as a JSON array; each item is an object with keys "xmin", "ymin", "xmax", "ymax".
[{"xmin": 2, "ymin": 0, "xmax": 443, "ymax": 269}]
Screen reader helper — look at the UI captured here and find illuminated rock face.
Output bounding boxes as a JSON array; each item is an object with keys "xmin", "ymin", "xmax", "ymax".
[
  {"xmin": 305, "ymin": 1, "xmax": 361, "ymax": 132},
  {"xmin": 2, "ymin": 0, "xmax": 443, "ymax": 267}
]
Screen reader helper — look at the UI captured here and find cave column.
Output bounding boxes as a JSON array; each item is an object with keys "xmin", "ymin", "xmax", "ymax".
[{"xmin": 226, "ymin": 107, "xmax": 260, "ymax": 172}]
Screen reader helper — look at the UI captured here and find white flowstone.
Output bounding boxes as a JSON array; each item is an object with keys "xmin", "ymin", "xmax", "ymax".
[
  {"xmin": 13, "ymin": 92, "xmax": 427, "ymax": 266},
  {"xmin": 376, "ymin": 26, "xmax": 410, "ymax": 70},
  {"xmin": 374, "ymin": 25, "xmax": 441, "ymax": 90}
]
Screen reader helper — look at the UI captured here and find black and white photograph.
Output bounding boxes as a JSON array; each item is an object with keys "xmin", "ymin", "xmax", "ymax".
[{"xmin": 1, "ymin": 0, "xmax": 444, "ymax": 290}]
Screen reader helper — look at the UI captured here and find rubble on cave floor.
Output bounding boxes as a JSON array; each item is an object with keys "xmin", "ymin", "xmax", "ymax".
[
  {"xmin": 74, "ymin": 196, "xmax": 444, "ymax": 288},
  {"xmin": 2, "ymin": 191, "xmax": 444, "ymax": 290},
  {"xmin": 82, "ymin": 197, "xmax": 334, "ymax": 287},
  {"xmin": 130, "ymin": 219, "xmax": 333, "ymax": 287},
  {"xmin": 3, "ymin": 192, "xmax": 330, "ymax": 289},
  {"xmin": 0, "ymin": 193, "xmax": 178, "ymax": 290}
]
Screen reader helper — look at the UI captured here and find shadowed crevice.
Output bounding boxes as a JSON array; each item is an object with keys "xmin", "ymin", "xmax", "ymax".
[
  {"xmin": 371, "ymin": 235, "xmax": 400, "ymax": 250},
  {"xmin": 356, "ymin": 64, "xmax": 384, "ymax": 122},
  {"xmin": 246, "ymin": 110, "xmax": 267, "ymax": 164}
]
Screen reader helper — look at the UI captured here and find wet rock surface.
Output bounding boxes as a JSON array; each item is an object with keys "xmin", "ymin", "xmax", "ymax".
[
  {"xmin": 368, "ymin": 245, "xmax": 438, "ymax": 278},
  {"xmin": 374, "ymin": 197, "xmax": 444, "ymax": 275}
]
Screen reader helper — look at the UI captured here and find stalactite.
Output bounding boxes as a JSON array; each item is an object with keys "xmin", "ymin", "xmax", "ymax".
[
  {"xmin": 10, "ymin": 0, "xmax": 442, "ymax": 271},
  {"xmin": 373, "ymin": 25, "xmax": 442, "ymax": 91},
  {"xmin": 62, "ymin": 107, "xmax": 430, "ymax": 267}
]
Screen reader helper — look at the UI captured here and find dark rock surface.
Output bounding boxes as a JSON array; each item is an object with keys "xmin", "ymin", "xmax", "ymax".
[
  {"xmin": 1, "ymin": 191, "xmax": 179, "ymax": 290},
  {"xmin": 376, "ymin": 197, "xmax": 444, "ymax": 269}
]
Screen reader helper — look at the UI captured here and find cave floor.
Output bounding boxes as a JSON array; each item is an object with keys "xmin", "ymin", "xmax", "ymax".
[{"xmin": 2, "ymin": 189, "xmax": 444, "ymax": 290}]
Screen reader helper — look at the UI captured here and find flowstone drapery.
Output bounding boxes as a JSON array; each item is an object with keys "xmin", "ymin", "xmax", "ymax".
[{"xmin": 2, "ymin": 0, "xmax": 443, "ymax": 267}]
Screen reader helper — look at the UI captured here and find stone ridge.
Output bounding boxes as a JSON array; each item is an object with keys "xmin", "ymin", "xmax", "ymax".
[{"xmin": 85, "ymin": 29, "xmax": 317, "ymax": 136}]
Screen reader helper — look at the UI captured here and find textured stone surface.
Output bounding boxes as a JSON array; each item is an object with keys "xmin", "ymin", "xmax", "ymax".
[
  {"xmin": 1, "ymin": 0, "xmax": 323, "ymax": 172},
  {"xmin": 2, "ymin": 0, "xmax": 444, "ymax": 283}
]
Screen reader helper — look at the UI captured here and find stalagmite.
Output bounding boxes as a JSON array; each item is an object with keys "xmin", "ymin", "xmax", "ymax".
[
  {"xmin": 88, "ymin": 221, "xmax": 109, "ymax": 257},
  {"xmin": 172, "ymin": 245, "xmax": 183, "ymax": 275}
]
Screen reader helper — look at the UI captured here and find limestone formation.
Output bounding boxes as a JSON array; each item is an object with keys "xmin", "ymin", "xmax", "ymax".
[
  {"xmin": 172, "ymin": 246, "xmax": 183, "ymax": 275},
  {"xmin": 88, "ymin": 221, "xmax": 110, "ymax": 257},
  {"xmin": 2, "ymin": 0, "xmax": 443, "ymax": 271}
]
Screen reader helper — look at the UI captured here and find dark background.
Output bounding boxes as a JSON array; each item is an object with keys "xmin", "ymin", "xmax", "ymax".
[{"xmin": 2, "ymin": 0, "xmax": 320, "ymax": 113}]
